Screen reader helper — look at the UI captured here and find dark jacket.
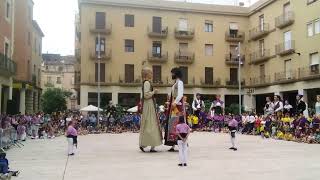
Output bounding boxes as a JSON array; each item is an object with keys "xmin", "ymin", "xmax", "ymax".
[{"xmin": 296, "ymin": 100, "xmax": 306, "ymax": 115}]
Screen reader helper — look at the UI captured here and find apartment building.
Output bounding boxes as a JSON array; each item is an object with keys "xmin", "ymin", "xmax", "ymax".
[
  {"xmin": 11, "ymin": 0, "xmax": 44, "ymax": 114},
  {"xmin": 42, "ymin": 54, "xmax": 78, "ymax": 110},
  {"xmin": 0, "ymin": 0, "xmax": 16, "ymax": 113},
  {"xmin": 77, "ymin": 0, "xmax": 320, "ymax": 112}
]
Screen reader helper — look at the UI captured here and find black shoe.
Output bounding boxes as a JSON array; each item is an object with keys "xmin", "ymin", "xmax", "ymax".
[
  {"xmin": 233, "ymin": 148, "xmax": 238, "ymax": 151},
  {"xmin": 168, "ymin": 148, "xmax": 175, "ymax": 152},
  {"xmin": 178, "ymin": 164, "xmax": 183, "ymax": 167},
  {"xmin": 139, "ymin": 147, "xmax": 145, "ymax": 152},
  {"xmin": 150, "ymin": 149, "xmax": 157, "ymax": 153},
  {"xmin": 68, "ymin": 153, "xmax": 75, "ymax": 156},
  {"xmin": 229, "ymin": 147, "xmax": 235, "ymax": 150},
  {"xmin": 184, "ymin": 163, "xmax": 187, "ymax": 166}
]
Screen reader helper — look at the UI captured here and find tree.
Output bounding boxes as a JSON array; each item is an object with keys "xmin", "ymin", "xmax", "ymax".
[{"xmin": 41, "ymin": 88, "xmax": 72, "ymax": 114}]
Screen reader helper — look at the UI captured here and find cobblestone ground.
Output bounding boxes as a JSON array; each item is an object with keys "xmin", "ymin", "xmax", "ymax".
[{"xmin": 7, "ymin": 132, "xmax": 320, "ymax": 180}]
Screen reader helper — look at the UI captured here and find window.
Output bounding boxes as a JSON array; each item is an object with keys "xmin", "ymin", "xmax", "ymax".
[
  {"xmin": 95, "ymin": 12, "xmax": 106, "ymax": 29},
  {"xmin": 178, "ymin": 18, "xmax": 188, "ymax": 31},
  {"xmin": 45, "ymin": 66, "xmax": 48, "ymax": 70},
  {"xmin": 34, "ymin": 38, "xmax": 37, "ymax": 53},
  {"xmin": 6, "ymin": 1, "xmax": 10, "ymax": 20},
  {"xmin": 315, "ymin": 19, "xmax": 320, "ymax": 34},
  {"xmin": 205, "ymin": 67, "xmax": 213, "ymax": 84},
  {"xmin": 284, "ymin": 31, "xmax": 292, "ymax": 50},
  {"xmin": 205, "ymin": 20, "xmax": 213, "ymax": 32},
  {"xmin": 152, "ymin": 17, "xmax": 162, "ymax": 33},
  {"xmin": 259, "ymin": 39, "xmax": 265, "ymax": 56},
  {"xmin": 284, "ymin": 60, "xmax": 291, "ymax": 79},
  {"xmin": 259, "ymin": 15, "xmax": 264, "ymax": 30},
  {"xmin": 205, "ymin": 44, "xmax": 213, "ymax": 56},
  {"xmin": 95, "ymin": 37, "xmax": 106, "ymax": 55},
  {"xmin": 57, "ymin": 77, "xmax": 61, "ymax": 84},
  {"xmin": 307, "ymin": 23, "xmax": 314, "ymax": 37},
  {"xmin": 95, "ymin": 63, "xmax": 106, "ymax": 82},
  {"xmin": 28, "ymin": 32, "xmax": 31, "ymax": 45},
  {"xmin": 152, "ymin": 41, "xmax": 162, "ymax": 56},
  {"xmin": 152, "ymin": 65, "xmax": 162, "ymax": 83},
  {"xmin": 125, "ymin": 39, "xmax": 134, "ymax": 52},
  {"xmin": 34, "ymin": 65, "xmax": 36, "ymax": 73},
  {"xmin": 229, "ymin": 23, "xmax": 239, "ymax": 37},
  {"xmin": 310, "ymin": 53, "xmax": 319, "ymax": 73},
  {"xmin": 180, "ymin": 66, "xmax": 188, "ymax": 84},
  {"xmin": 47, "ymin": 76, "xmax": 52, "ymax": 84},
  {"xmin": 125, "ymin": 64, "xmax": 134, "ymax": 83},
  {"xmin": 230, "ymin": 68, "xmax": 238, "ymax": 83},
  {"xmin": 125, "ymin": 14, "xmax": 134, "ymax": 27}
]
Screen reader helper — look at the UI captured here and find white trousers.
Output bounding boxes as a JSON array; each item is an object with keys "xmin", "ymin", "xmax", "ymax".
[
  {"xmin": 177, "ymin": 140, "xmax": 188, "ymax": 164},
  {"xmin": 67, "ymin": 138, "xmax": 75, "ymax": 155}
]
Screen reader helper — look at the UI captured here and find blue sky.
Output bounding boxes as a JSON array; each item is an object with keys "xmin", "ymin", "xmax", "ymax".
[{"xmin": 33, "ymin": 0, "xmax": 259, "ymax": 56}]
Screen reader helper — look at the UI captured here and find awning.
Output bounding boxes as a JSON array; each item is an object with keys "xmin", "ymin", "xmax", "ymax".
[{"xmin": 229, "ymin": 23, "xmax": 238, "ymax": 30}]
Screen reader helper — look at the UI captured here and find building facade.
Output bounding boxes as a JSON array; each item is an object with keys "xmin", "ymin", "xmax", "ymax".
[
  {"xmin": 0, "ymin": 0, "xmax": 17, "ymax": 114},
  {"xmin": 78, "ymin": 0, "xmax": 320, "ymax": 111},
  {"xmin": 11, "ymin": 0, "xmax": 44, "ymax": 114},
  {"xmin": 41, "ymin": 54, "xmax": 78, "ymax": 110}
]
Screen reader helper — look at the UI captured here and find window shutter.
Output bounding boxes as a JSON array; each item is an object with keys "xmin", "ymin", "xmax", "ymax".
[{"xmin": 310, "ymin": 53, "xmax": 320, "ymax": 65}]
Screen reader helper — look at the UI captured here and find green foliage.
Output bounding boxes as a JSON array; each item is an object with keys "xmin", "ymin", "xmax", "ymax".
[
  {"xmin": 41, "ymin": 88, "xmax": 72, "ymax": 114},
  {"xmin": 224, "ymin": 103, "xmax": 245, "ymax": 115}
]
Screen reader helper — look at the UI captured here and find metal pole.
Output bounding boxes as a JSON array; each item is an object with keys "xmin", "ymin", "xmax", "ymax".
[
  {"xmin": 238, "ymin": 42, "xmax": 242, "ymax": 115},
  {"xmin": 97, "ymin": 33, "xmax": 101, "ymax": 126}
]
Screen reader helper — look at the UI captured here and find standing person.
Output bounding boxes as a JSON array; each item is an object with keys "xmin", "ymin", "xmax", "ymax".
[
  {"xmin": 139, "ymin": 67, "xmax": 163, "ymax": 153},
  {"xmin": 192, "ymin": 93, "xmax": 205, "ymax": 129},
  {"xmin": 210, "ymin": 95, "xmax": 224, "ymax": 115},
  {"xmin": 165, "ymin": 67, "xmax": 185, "ymax": 152},
  {"xmin": 283, "ymin": 100, "xmax": 293, "ymax": 115},
  {"xmin": 228, "ymin": 117, "xmax": 238, "ymax": 151},
  {"xmin": 176, "ymin": 117, "xmax": 190, "ymax": 167},
  {"xmin": 66, "ymin": 121, "xmax": 78, "ymax": 156},
  {"xmin": 31, "ymin": 115, "xmax": 40, "ymax": 139},
  {"xmin": 296, "ymin": 95, "xmax": 306, "ymax": 115},
  {"xmin": 273, "ymin": 95, "xmax": 284, "ymax": 120},
  {"xmin": 315, "ymin": 95, "xmax": 320, "ymax": 116},
  {"xmin": 264, "ymin": 97, "xmax": 274, "ymax": 116}
]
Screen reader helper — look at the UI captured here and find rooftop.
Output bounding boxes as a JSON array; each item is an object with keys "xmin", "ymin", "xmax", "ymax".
[{"xmin": 42, "ymin": 54, "xmax": 76, "ymax": 65}]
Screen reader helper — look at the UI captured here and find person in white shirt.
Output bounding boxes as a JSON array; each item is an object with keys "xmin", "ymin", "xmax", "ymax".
[
  {"xmin": 192, "ymin": 93, "xmax": 205, "ymax": 128},
  {"xmin": 273, "ymin": 95, "xmax": 283, "ymax": 119},
  {"xmin": 264, "ymin": 97, "xmax": 274, "ymax": 116},
  {"xmin": 283, "ymin": 100, "xmax": 293, "ymax": 115},
  {"xmin": 165, "ymin": 67, "xmax": 185, "ymax": 152}
]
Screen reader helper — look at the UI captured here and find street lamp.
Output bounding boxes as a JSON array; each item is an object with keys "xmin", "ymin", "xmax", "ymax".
[
  {"xmin": 97, "ymin": 33, "xmax": 101, "ymax": 126},
  {"xmin": 237, "ymin": 42, "xmax": 242, "ymax": 115}
]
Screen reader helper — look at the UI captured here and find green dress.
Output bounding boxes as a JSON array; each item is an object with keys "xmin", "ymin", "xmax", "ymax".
[{"xmin": 139, "ymin": 81, "xmax": 163, "ymax": 147}]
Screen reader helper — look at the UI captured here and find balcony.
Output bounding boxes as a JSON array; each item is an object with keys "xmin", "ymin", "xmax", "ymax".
[
  {"xmin": 32, "ymin": 74, "xmax": 37, "ymax": 85},
  {"xmin": 147, "ymin": 51, "xmax": 168, "ymax": 63},
  {"xmin": 90, "ymin": 49, "xmax": 112, "ymax": 61},
  {"xmin": 274, "ymin": 70, "xmax": 297, "ymax": 83},
  {"xmin": 225, "ymin": 31, "xmax": 245, "ymax": 42},
  {"xmin": 275, "ymin": 11, "xmax": 295, "ymax": 29},
  {"xmin": 275, "ymin": 40, "xmax": 295, "ymax": 56},
  {"xmin": 174, "ymin": 28, "xmax": 195, "ymax": 40},
  {"xmin": 0, "ymin": 53, "xmax": 17, "ymax": 76},
  {"xmin": 249, "ymin": 23, "xmax": 271, "ymax": 41},
  {"xmin": 200, "ymin": 78, "xmax": 221, "ymax": 87},
  {"xmin": 89, "ymin": 24, "xmax": 112, "ymax": 35},
  {"xmin": 297, "ymin": 66, "xmax": 320, "ymax": 81},
  {"xmin": 225, "ymin": 79, "xmax": 245, "ymax": 87},
  {"xmin": 75, "ymin": 48, "xmax": 80, "ymax": 61},
  {"xmin": 118, "ymin": 75, "xmax": 141, "ymax": 86},
  {"xmin": 147, "ymin": 26, "xmax": 168, "ymax": 38},
  {"xmin": 225, "ymin": 53, "xmax": 245, "ymax": 65},
  {"xmin": 249, "ymin": 76, "xmax": 271, "ymax": 86},
  {"xmin": 249, "ymin": 49, "xmax": 272, "ymax": 65},
  {"xmin": 174, "ymin": 51, "xmax": 195, "ymax": 64}
]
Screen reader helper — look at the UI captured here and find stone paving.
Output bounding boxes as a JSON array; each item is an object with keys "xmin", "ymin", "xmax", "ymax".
[{"xmin": 7, "ymin": 132, "xmax": 320, "ymax": 180}]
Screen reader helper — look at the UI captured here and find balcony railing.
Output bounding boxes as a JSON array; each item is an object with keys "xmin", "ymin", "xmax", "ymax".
[
  {"xmin": 275, "ymin": 11, "xmax": 295, "ymax": 29},
  {"xmin": 249, "ymin": 49, "xmax": 272, "ymax": 65},
  {"xmin": 147, "ymin": 26, "xmax": 168, "ymax": 38},
  {"xmin": 90, "ymin": 49, "xmax": 112, "ymax": 61},
  {"xmin": 249, "ymin": 75, "xmax": 271, "ymax": 86},
  {"xmin": 0, "ymin": 53, "xmax": 17, "ymax": 76},
  {"xmin": 225, "ymin": 53, "xmax": 245, "ymax": 65},
  {"xmin": 274, "ymin": 70, "xmax": 297, "ymax": 82},
  {"xmin": 174, "ymin": 28, "xmax": 195, "ymax": 39},
  {"xmin": 249, "ymin": 23, "xmax": 270, "ymax": 40},
  {"xmin": 275, "ymin": 40, "xmax": 295, "ymax": 56},
  {"xmin": 225, "ymin": 79, "xmax": 245, "ymax": 86},
  {"xmin": 174, "ymin": 51, "xmax": 195, "ymax": 64},
  {"xmin": 89, "ymin": 23, "xmax": 112, "ymax": 35},
  {"xmin": 298, "ymin": 66, "xmax": 320, "ymax": 80},
  {"xmin": 225, "ymin": 31, "xmax": 245, "ymax": 42},
  {"xmin": 147, "ymin": 51, "xmax": 168, "ymax": 63},
  {"xmin": 200, "ymin": 78, "xmax": 221, "ymax": 87},
  {"xmin": 75, "ymin": 48, "xmax": 80, "ymax": 60}
]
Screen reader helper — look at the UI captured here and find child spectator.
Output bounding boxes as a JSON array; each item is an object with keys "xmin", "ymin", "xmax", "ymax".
[{"xmin": 176, "ymin": 117, "xmax": 191, "ymax": 167}]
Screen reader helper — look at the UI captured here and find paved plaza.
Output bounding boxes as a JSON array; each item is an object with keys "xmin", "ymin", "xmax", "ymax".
[{"xmin": 7, "ymin": 133, "xmax": 320, "ymax": 180}]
